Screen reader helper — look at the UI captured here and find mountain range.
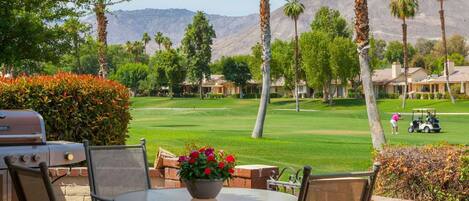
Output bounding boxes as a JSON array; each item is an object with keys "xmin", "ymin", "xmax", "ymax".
[{"xmin": 83, "ymin": 0, "xmax": 469, "ymax": 60}]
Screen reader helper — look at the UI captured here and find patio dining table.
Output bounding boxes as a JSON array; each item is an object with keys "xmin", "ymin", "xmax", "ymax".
[{"xmin": 115, "ymin": 187, "xmax": 298, "ymax": 201}]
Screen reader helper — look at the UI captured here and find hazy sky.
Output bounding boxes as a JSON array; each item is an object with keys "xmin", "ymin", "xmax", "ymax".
[{"xmin": 110, "ymin": 0, "xmax": 285, "ymax": 16}]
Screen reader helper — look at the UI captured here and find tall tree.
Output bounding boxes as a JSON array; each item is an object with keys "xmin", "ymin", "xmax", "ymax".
[
  {"xmin": 271, "ymin": 39, "xmax": 295, "ymax": 91},
  {"xmin": 300, "ymin": 7, "xmax": 352, "ymax": 104},
  {"xmin": 384, "ymin": 41, "xmax": 416, "ymax": 64},
  {"xmin": 112, "ymin": 63, "xmax": 149, "ymax": 94},
  {"xmin": 153, "ymin": 49, "xmax": 186, "ymax": 98},
  {"xmin": 329, "ymin": 37, "xmax": 360, "ymax": 103},
  {"xmin": 142, "ymin": 32, "xmax": 151, "ymax": 54},
  {"xmin": 88, "ymin": 0, "xmax": 130, "ymax": 78},
  {"xmin": 181, "ymin": 11, "xmax": 216, "ymax": 99},
  {"xmin": 0, "ymin": 0, "xmax": 79, "ymax": 75},
  {"xmin": 162, "ymin": 37, "xmax": 172, "ymax": 50},
  {"xmin": 390, "ymin": 0, "xmax": 419, "ymax": 108},
  {"xmin": 437, "ymin": 0, "xmax": 455, "ymax": 104},
  {"xmin": 354, "ymin": 0, "xmax": 387, "ymax": 150},
  {"xmin": 252, "ymin": 0, "xmax": 271, "ymax": 138},
  {"xmin": 311, "ymin": 7, "xmax": 351, "ymax": 38},
  {"xmin": 63, "ymin": 17, "xmax": 90, "ymax": 74},
  {"xmin": 283, "ymin": 0, "xmax": 305, "ymax": 112},
  {"xmin": 221, "ymin": 57, "xmax": 252, "ymax": 98},
  {"xmin": 154, "ymin": 32, "xmax": 164, "ymax": 51},
  {"xmin": 300, "ymin": 31, "xmax": 333, "ymax": 103}
]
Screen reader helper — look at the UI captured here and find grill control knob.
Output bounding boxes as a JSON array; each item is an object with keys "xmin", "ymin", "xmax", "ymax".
[
  {"xmin": 9, "ymin": 156, "xmax": 18, "ymax": 163},
  {"xmin": 32, "ymin": 154, "xmax": 41, "ymax": 162},
  {"xmin": 64, "ymin": 152, "xmax": 74, "ymax": 161},
  {"xmin": 20, "ymin": 155, "xmax": 30, "ymax": 162}
]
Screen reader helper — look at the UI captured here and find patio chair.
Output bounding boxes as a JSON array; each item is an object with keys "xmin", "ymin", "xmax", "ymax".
[
  {"xmin": 84, "ymin": 139, "xmax": 152, "ymax": 201},
  {"xmin": 267, "ymin": 167, "xmax": 303, "ymax": 195},
  {"xmin": 298, "ymin": 163, "xmax": 381, "ymax": 201},
  {"xmin": 4, "ymin": 156, "xmax": 57, "ymax": 201}
]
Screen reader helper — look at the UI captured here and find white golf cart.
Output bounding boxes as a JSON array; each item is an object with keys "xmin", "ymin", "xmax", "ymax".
[{"xmin": 408, "ymin": 108, "xmax": 441, "ymax": 133}]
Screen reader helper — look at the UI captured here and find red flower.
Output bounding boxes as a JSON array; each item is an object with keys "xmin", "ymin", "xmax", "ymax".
[
  {"xmin": 226, "ymin": 155, "xmax": 235, "ymax": 163},
  {"xmin": 228, "ymin": 168, "xmax": 234, "ymax": 174},
  {"xmin": 189, "ymin": 158, "xmax": 196, "ymax": 164},
  {"xmin": 204, "ymin": 167, "xmax": 212, "ymax": 175},
  {"xmin": 190, "ymin": 151, "xmax": 199, "ymax": 159},
  {"xmin": 207, "ymin": 155, "xmax": 216, "ymax": 162},
  {"xmin": 218, "ymin": 162, "xmax": 225, "ymax": 169}
]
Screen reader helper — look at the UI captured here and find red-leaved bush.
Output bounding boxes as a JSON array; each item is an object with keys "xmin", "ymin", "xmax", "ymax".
[
  {"xmin": 0, "ymin": 73, "xmax": 131, "ymax": 145},
  {"xmin": 374, "ymin": 145, "xmax": 468, "ymax": 201}
]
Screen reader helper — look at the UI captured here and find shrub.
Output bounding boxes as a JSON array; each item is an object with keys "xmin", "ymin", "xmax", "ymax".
[
  {"xmin": 313, "ymin": 91, "xmax": 323, "ymax": 99},
  {"xmin": 0, "ymin": 73, "xmax": 131, "ymax": 145},
  {"xmin": 110, "ymin": 63, "xmax": 150, "ymax": 94},
  {"xmin": 415, "ymin": 93, "xmax": 422, "ymax": 99},
  {"xmin": 436, "ymin": 93, "xmax": 443, "ymax": 99},
  {"xmin": 206, "ymin": 93, "xmax": 224, "ymax": 99},
  {"xmin": 270, "ymin": 93, "xmax": 282, "ymax": 98},
  {"xmin": 229, "ymin": 93, "xmax": 254, "ymax": 99},
  {"xmin": 429, "ymin": 93, "xmax": 435, "ymax": 99},
  {"xmin": 422, "ymin": 93, "xmax": 429, "ymax": 100},
  {"xmin": 374, "ymin": 145, "xmax": 469, "ymax": 201}
]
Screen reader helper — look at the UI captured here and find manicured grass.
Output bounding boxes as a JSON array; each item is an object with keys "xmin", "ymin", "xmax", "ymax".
[{"xmin": 128, "ymin": 97, "xmax": 469, "ymax": 173}]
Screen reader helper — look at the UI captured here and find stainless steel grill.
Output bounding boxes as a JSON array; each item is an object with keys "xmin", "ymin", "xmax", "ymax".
[{"xmin": 0, "ymin": 110, "xmax": 85, "ymax": 201}]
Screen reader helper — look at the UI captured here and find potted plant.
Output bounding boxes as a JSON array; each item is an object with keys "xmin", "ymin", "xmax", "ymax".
[{"xmin": 178, "ymin": 147, "xmax": 236, "ymax": 199}]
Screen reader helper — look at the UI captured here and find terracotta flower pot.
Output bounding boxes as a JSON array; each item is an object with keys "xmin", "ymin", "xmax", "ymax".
[{"xmin": 183, "ymin": 179, "xmax": 224, "ymax": 199}]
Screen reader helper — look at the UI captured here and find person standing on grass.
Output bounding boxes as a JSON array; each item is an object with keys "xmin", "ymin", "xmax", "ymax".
[{"xmin": 390, "ymin": 113, "xmax": 402, "ymax": 134}]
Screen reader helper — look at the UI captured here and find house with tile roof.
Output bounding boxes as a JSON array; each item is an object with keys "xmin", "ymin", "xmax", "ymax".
[
  {"xmin": 182, "ymin": 75, "xmax": 260, "ymax": 97},
  {"xmin": 413, "ymin": 61, "xmax": 469, "ymax": 96},
  {"xmin": 372, "ymin": 62, "xmax": 428, "ymax": 97}
]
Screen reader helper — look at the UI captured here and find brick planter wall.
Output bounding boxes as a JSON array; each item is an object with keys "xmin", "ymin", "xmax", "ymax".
[{"xmin": 49, "ymin": 158, "xmax": 278, "ymax": 201}]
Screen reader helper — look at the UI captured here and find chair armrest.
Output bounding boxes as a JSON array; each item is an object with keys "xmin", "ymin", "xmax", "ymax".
[{"xmin": 91, "ymin": 193, "xmax": 114, "ymax": 201}]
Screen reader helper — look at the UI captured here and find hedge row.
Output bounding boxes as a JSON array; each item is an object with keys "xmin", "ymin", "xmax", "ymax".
[
  {"xmin": 374, "ymin": 145, "xmax": 468, "ymax": 201},
  {"xmin": 0, "ymin": 73, "xmax": 131, "ymax": 145}
]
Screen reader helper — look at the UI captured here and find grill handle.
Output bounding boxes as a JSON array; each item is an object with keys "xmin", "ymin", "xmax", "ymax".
[{"xmin": 0, "ymin": 134, "xmax": 43, "ymax": 140}]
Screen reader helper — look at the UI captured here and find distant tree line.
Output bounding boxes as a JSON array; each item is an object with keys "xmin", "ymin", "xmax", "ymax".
[{"xmin": 1, "ymin": 1, "xmax": 468, "ymax": 102}]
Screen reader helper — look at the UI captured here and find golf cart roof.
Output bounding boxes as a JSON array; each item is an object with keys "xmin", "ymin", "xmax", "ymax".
[{"xmin": 412, "ymin": 108, "xmax": 436, "ymax": 112}]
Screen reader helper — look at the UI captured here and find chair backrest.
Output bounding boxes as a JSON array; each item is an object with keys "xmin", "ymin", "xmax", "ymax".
[
  {"xmin": 298, "ymin": 163, "xmax": 380, "ymax": 201},
  {"xmin": 4, "ymin": 156, "xmax": 56, "ymax": 201},
  {"xmin": 84, "ymin": 139, "xmax": 151, "ymax": 200}
]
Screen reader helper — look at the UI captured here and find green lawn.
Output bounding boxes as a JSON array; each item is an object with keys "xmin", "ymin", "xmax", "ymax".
[{"xmin": 128, "ymin": 97, "xmax": 469, "ymax": 173}]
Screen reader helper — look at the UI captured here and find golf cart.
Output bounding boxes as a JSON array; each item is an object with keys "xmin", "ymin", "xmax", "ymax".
[{"xmin": 408, "ymin": 108, "xmax": 441, "ymax": 133}]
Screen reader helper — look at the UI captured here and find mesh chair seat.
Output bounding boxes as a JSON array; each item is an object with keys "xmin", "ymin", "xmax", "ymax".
[
  {"xmin": 4, "ymin": 156, "xmax": 57, "ymax": 201},
  {"xmin": 306, "ymin": 178, "xmax": 368, "ymax": 201},
  {"xmin": 298, "ymin": 163, "xmax": 380, "ymax": 201},
  {"xmin": 84, "ymin": 139, "xmax": 151, "ymax": 201}
]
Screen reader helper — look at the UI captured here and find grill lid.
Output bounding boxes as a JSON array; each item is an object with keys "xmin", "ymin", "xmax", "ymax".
[{"xmin": 0, "ymin": 110, "xmax": 46, "ymax": 145}]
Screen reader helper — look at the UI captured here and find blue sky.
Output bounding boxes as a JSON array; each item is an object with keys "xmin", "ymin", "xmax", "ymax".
[{"xmin": 110, "ymin": 0, "xmax": 285, "ymax": 16}]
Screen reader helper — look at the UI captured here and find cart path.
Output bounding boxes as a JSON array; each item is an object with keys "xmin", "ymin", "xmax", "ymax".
[
  {"xmin": 273, "ymin": 109, "xmax": 319, "ymax": 112},
  {"xmin": 133, "ymin": 107, "xmax": 231, "ymax": 111},
  {"xmin": 391, "ymin": 112, "xmax": 469, "ymax": 116}
]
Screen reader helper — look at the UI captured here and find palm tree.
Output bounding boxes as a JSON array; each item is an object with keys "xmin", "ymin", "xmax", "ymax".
[
  {"xmin": 94, "ymin": 1, "xmax": 108, "ymax": 78},
  {"xmin": 142, "ymin": 32, "xmax": 151, "ymax": 54},
  {"xmin": 162, "ymin": 37, "xmax": 172, "ymax": 50},
  {"xmin": 390, "ymin": 0, "xmax": 419, "ymax": 109},
  {"xmin": 437, "ymin": 0, "xmax": 455, "ymax": 104},
  {"xmin": 92, "ymin": 0, "xmax": 130, "ymax": 78},
  {"xmin": 354, "ymin": 0, "xmax": 387, "ymax": 150},
  {"xmin": 283, "ymin": 0, "xmax": 305, "ymax": 113},
  {"xmin": 132, "ymin": 41, "xmax": 144, "ymax": 62},
  {"xmin": 154, "ymin": 32, "xmax": 164, "ymax": 51},
  {"xmin": 124, "ymin": 41, "xmax": 133, "ymax": 55},
  {"xmin": 252, "ymin": 0, "xmax": 272, "ymax": 138}
]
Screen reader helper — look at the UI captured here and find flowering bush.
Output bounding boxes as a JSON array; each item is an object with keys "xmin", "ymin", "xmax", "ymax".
[{"xmin": 178, "ymin": 147, "xmax": 236, "ymax": 181}]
